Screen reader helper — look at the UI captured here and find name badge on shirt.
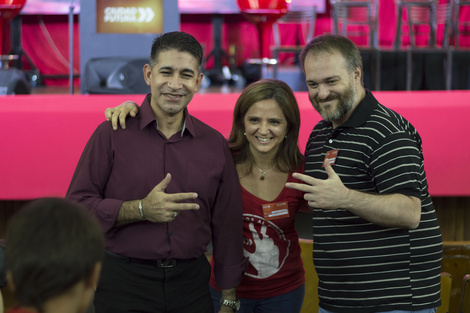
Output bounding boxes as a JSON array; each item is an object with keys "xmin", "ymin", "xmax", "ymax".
[
  {"xmin": 262, "ymin": 201, "xmax": 289, "ymax": 221},
  {"xmin": 323, "ymin": 149, "xmax": 339, "ymax": 167}
]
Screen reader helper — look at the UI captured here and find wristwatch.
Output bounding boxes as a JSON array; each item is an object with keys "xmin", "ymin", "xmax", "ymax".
[{"xmin": 220, "ymin": 298, "xmax": 241, "ymax": 311}]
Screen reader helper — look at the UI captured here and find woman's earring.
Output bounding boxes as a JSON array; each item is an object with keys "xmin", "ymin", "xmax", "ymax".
[
  {"xmin": 244, "ymin": 132, "xmax": 246, "ymax": 136},
  {"xmin": 285, "ymin": 135, "xmax": 287, "ymax": 139}
]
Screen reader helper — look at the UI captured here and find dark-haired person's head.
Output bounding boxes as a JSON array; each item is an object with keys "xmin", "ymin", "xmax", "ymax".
[
  {"xmin": 149, "ymin": 31, "xmax": 203, "ymax": 73},
  {"xmin": 299, "ymin": 34, "xmax": 366, "ymax": 127},
  {"xmin": 300, "ymin": 34, "xmax": 364, "ymax": 86},
  {"xmin": 228, "ymin": 79, "xmax": 303, "ymax": 173},
  {"xmin": 6, "ymin": 198, "xmax": 105, "ymax": 313},
  {"xmin": 144, "ymin": 31, "xmax": 204, "ymax": 119}
]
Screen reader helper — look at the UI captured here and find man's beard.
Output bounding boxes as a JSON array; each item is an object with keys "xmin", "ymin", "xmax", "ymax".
[{"xmin": 311, "ymin": 81, "xmax": 356, "ymax": 122}]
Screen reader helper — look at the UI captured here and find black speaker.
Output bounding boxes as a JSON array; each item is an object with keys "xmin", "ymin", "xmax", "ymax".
[
  {"xmin": 84, "ymin": 57, "xmax": 150, "ymax": 94},
  {"xmin": 0, "ymin": 68, "xmax": 31, "ymax": 95}
]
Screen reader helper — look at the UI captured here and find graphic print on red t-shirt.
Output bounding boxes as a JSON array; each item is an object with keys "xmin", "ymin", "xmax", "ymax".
[{"xmin": 243, "ymin": 213, "xmax": 290, "ymax": 278}]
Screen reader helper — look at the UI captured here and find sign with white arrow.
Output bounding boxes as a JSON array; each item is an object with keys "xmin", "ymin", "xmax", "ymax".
[
  {"xmin": 138, "ymin": 7, "xmax": 155, "ymax": 23},
  {"xmin": 97, "ymin": 0, "xmax": 163, "ymax": 34}
]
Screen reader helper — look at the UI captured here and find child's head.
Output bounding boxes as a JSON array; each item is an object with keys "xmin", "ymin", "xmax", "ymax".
[{"xmin": 6, "ymin": 198, "xmax": 105, "ymax": 313}]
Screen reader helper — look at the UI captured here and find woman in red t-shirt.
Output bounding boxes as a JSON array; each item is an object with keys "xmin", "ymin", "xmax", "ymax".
[{"xmin": 208, "ymin": 79, "xmax": 309, "ymax": 313}]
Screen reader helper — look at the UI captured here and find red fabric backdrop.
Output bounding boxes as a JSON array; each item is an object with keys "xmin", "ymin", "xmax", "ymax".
[{"xmin": 20, "ymin": 14, "xmax": 80, "ymax": 85}]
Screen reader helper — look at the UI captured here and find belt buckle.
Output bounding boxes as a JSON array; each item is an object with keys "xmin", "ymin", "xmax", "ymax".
[{"xmin": 157, "ymin": 259, "xmax": 176, "ymax": 268}]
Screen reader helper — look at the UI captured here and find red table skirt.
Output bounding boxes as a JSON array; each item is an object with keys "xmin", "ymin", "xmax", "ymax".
[{"xmin": 1, "ymin": 90, "xmax": 469, "ymax": 199}]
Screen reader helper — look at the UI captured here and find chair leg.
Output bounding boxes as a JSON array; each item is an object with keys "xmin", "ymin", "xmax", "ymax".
[
  {"xmin": 406, "ymin": 49, "xmax": 412, "ymax": 90},
  {"xmin": 261, "ymin": 62, "xmax": 268, "ymax": 79},
  {"xmin": 446, "ymin": 48, "xmax": 452, "ymax": 90},
  {"xmin": 273, "ymin": 51, "xmax": 279, "ymax": 79},
  {"xmin": 375, "ymin": 50, "xmax": 381, "ymax": 91},
  {"xmin": 394, "ymin": 7, "xmax": 403, "ymax": 50}
]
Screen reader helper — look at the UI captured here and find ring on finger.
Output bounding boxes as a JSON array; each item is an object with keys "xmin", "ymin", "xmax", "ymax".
[{"xmin": 173, "ymin": 211, "xmax": 178, "ymax": 218}]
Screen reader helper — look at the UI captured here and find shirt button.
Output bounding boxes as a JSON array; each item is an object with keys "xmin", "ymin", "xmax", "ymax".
[{"xmin": 329, "ymin": 139, "xmax": 333, "ymax": 143}]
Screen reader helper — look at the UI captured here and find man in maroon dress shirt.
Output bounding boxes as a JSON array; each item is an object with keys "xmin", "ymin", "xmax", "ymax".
[{"xmin": 66, "ymin": 31, "xmax": 245, "ymax": 313}]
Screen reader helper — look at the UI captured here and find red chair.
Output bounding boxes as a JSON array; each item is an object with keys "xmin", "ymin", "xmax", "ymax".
[
  {"xmin": 237, "ymin": 0, "xmax": 290, "ymax": 59},
  {"xmin": 0, "ymin": 0, "xmax": 27, "ymax": 55}
]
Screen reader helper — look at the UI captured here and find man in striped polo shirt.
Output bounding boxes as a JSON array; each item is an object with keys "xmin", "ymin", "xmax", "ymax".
[{"xmin": 286, "ymin": 34, "xmax": 442, "ymax": 313}]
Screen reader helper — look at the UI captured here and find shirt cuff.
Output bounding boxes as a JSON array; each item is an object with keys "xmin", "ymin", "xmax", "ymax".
[
  {"xmin": 213, "ymin": 257, "xmax": 249, "ymax": 290},
  {"xmin": 95, "ymin": 198, "xmax": 124, "ymax": 233}
]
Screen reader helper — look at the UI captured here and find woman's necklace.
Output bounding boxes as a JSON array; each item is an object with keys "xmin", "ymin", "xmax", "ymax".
[{"xmin": 253, "ymin": 162, "xmax": 277, "ymax": 181}]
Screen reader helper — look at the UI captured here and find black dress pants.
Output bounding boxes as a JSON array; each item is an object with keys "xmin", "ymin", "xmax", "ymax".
[{"xmin": 94, "ymin": 252, "xmax": 213, "ymax": 313}]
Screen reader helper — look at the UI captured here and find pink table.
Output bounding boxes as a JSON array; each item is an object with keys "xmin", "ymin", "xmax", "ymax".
[{"xmin": 1, "ymin": 90, "xmax": 469, "ymax": 199}]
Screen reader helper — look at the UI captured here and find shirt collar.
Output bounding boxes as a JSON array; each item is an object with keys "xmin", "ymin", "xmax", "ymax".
[
  {"xmin": 139, "ymin": 94, "xmax": 195, "ymax": 137},
  {"xmin": 338, "ymin": 89, "xmax": 378, "ymax": 129}
]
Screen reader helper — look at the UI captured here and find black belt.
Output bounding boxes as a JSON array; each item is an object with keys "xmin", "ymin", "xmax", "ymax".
[{"xmin": 106, "ymin": 251, "xmax": 197, "ymax": 269}]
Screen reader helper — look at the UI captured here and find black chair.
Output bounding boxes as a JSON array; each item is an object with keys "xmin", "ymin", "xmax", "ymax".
[
  {"xmin": 270, "ymin": 5, "xmax": 318, "ymax": 79},
  {"xmin": 0, "ymin": 55, "xmax": 31, "ymax": 95},
  {"xmin": 84, "ymin": 57, "xmax": 150, "ymax": 94},
  {"xmin": 394, "ymin": 0, "xmax": 453, "ymax": 90},
  {"xmin": 450, "ymin": 0, "xmax": 470, "ymax": 89},
  {"xmin": 330, "ymin": 0, "xmax": 382, "ymax": 90},
  {"xmin": 330, "ymin": 0, "xmax": 379, "ymax": 48},
  {"xmin": 452, "ymin": 0, "xmax": 470, "ymax": 48}
]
